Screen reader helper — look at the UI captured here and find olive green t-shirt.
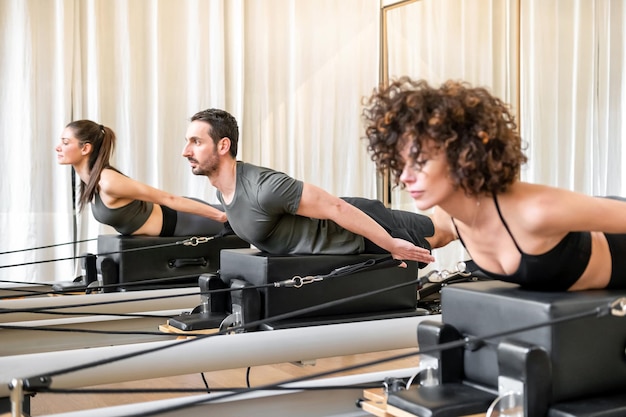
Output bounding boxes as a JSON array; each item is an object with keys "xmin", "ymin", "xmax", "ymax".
[{"xmin": 217, "ymin": 162, "xmax": 364, "ymax": 255}]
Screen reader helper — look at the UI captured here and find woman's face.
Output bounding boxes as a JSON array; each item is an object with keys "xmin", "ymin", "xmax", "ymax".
[
  {"xmin": 55, "ymin": 127, "xmax": 87, "ymax": 166},
  {"xmin": 399, "ymin": 139, "xmax": 455, "ymax": 211}
]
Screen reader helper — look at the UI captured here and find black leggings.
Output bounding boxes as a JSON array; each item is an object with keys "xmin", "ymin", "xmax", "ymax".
[
  {"xmin": 606, "ymin": 233, "xmax": 626, "ymax": 289},
  {"xmin": 159, "ymin": 198, "xmax": 225, "ymax": 237},
  {"xmin": 340, "ymin": 197, "xmax": 434, "ymax": 253},
  {"xmin": 605, "ymin": 196, "xmax": 626, "ymax": 289}
]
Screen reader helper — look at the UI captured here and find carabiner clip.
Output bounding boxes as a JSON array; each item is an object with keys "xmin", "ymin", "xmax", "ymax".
[
  {"xmin": 610, "ymin": 297, "xmax": 626, "ymax": 317},
  {"xmin": 183, "ymin": 236, "xmax": 212, "ymax": 246},
  {"xmin": 291, "ymin": 275, "xmax": 323, "ymax": 288}
]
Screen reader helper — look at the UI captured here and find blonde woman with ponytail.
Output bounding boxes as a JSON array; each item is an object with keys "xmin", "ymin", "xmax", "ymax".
[{"xmin": 56, "ymin": 120, "xmax": 228, "ymax": 236}]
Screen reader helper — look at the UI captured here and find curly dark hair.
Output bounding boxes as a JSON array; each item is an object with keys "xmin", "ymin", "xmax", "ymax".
[{"xmin": 362, "ymin": 77, "xmax": 527, "ymax": 196}]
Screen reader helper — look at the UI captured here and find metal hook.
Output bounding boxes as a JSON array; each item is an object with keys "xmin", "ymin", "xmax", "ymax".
[
  {"xmin": 182, "ymin": 236, "xmax": 213, "ymax": 247},
  {"xmin": 425, "ymin": 261, "xmax": 472, "ymax": 283},
  {"xmin": 610, "ymin": 297, "xmax": 626, "ymax": 317}
]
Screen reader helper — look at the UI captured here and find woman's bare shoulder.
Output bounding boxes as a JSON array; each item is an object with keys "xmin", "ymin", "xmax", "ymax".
[
  {"xmin": 509, "ymin": 182, "xmax": 603, "ymax": 233},
  {"xmin": 98, "ymin": 168, "xmax": 132, "ymax": 196},
  {"xmin": 499, "ymin": 183, "xmax": 552, "ymax": 230}
]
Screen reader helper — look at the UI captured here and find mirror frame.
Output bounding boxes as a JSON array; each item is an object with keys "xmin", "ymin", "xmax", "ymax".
[{"xmin": 377, "ymin": 0, "xmax": 521, "ymax": 206}]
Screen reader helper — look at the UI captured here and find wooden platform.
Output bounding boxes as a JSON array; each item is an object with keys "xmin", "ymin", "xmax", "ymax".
[
  {"xmin": 158, "ymin": 323, "xmax": 220, "ymax": 339},
  {"xmin": 360, "ymin": 388, "xmax": 486, "ymax": 417}
]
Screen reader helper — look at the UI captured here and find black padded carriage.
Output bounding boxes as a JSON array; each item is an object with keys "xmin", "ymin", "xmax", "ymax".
[
  {"xmin": 96, "ymin": 234, "xmax": 249, "ymax": 291},
  {"xmin": 386, "ymin": 281, "xmax": 626, "ymax": 417},
  {"xmin": 218, "ymin": 248, "xmax": 423, "ymax": 328}
]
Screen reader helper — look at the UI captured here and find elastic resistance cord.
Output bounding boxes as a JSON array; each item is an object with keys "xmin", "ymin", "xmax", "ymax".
[
  {"xmin": 23, "ymin": 275, "xmax": 422, "ymax": 384},
  {"xmin": 0, "ymin": 236, "xmax": 214, "ymax": 270},
  {"xmin": 1, "ymin": 256, "xmax": 397, "ymax": 312},
  {"xmin": 0, "ymin": 238, "xmax": 98, "ymax": 256},
  {"xmin": 0, "ymin": 258, "xmax": 410, "ymax": 339},
  {"xmin": 108, "ymin": 300, "xmax": 617, "ymax": 417}
]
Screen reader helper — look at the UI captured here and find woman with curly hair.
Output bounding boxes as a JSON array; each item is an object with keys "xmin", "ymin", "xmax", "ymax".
[
  {"xmin": 56, "ymin": 120, "xmax": 227, "ymax": 236},
  {"xmin": 363, "ymin": 77, "xmax": 626, "ymax": 291}
]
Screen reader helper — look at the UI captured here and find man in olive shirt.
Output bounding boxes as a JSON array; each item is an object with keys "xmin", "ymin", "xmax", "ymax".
[{"xmin": 182, "ymin": 108, "xmax": 454, "ymax": 266}]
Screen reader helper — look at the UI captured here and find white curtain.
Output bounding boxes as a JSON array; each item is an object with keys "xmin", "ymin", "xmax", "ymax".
[
  {"xmin": 520, "ymin": 0, "xmax": 626, "ymax": 195},
  {"xmin": 4, "ymin": 0, "xmax": 623, "ymax": 284},
  {"xmin": 385, "ymin": 0, "xmax": 518, "ymax": 97},
  {"xmin": 0, "ymin": 0, "xmax": 76, "ymax": 282},
  {"xmin": 70, "ymin": 0, "xmax": 246, "ymax": 259},
  {"xmin": 242, "ymin": 0, "xmax": 379, "ymax": 196},
  {"xmin": 0, "ymin": 0, "xmax": 379, "ymax": 282}
]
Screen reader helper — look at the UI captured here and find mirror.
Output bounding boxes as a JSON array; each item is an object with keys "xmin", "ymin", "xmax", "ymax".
[
  {"xmin": 379, "ymin": 0, "xmax": 519, "ymax": 210},
  {"xmin": 378, "ymin": 0, "xmax": 520, "ymax": 271}
]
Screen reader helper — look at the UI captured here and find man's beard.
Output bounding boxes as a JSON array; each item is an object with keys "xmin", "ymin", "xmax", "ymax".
[
  {"xmin": 192, "ymin": 165, "xmax": 217, "ymax": 176},
  {"xmin": 190, "ymin": 154, "xmax": 218, "ymax": 176}
]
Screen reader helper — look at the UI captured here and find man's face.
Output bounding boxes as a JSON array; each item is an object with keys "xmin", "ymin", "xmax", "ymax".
[{"xmin": 182, "ymin": 120, "xmax": 220, "ymax": 176}]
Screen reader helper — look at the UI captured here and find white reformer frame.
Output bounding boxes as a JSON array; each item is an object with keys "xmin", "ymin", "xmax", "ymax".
[
  {"xmin": 0, "ymin": 288, "xmax": 201, "ymax": 356},
  {"xmin": 0, "ymin": 276, "xmax": 441, "ymax": 416},
  {"xmin": 0, "ymin": 314, "xmax": 439, "ymax": 397}
]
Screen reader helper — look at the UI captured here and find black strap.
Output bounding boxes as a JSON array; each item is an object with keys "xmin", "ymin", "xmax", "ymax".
[
  {"xmin": 71, "ymin": 166, "xmax": 78, "ymax": 267},
  {"xmin": 326, "ymin": 255, "xmax": 399, "ymax": 279}
]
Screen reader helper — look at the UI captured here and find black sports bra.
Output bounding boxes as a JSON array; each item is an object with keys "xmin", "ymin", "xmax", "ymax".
[
  {"xmin": 452, "ymin": 195, "xmax": 591, "ymax": 291},
  {"xmin": 91, "ymin": 193, "xmax": 153, "ymax": 235}
]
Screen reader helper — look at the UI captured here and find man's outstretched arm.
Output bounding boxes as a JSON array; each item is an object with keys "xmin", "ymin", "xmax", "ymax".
[{"xmin": 295, "ymin": 183, "xmax": 435, "ymax": 264}]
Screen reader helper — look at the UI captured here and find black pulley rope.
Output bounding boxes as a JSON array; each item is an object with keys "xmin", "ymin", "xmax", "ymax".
[
  {"xmin": 0, "ymin": 236, "xmax": 215, "ymax": 270},
  {"xmin": 0, "ymin": 238, "xmax": 98, "ymax": 256}
]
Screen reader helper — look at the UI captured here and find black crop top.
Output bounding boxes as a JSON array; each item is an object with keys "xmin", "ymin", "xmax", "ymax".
[{"xmin": 452, "ymin": 195, "xmax": 592, "ymax": 291}]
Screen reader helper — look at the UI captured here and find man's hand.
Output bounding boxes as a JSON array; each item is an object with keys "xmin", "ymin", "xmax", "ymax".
[{"xmin": 389, "ymin": 238, "xmax": 435, "ymax": 266}]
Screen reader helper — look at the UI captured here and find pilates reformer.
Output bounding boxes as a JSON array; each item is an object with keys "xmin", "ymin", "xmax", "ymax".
[
  {"xmin": 0, "ymin": 234, "xmax": 253, "ymax": 358},
  {"xmin": 0, "ymin": 234, "xmax": 474, "ymax": 416},
  {"xmin": 5, "ymin": 278, "xmax": 626, "ymax": 417},
  {"xmin": 358, "ymin": 281, "xmax": 626, "ymax": 417}
]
